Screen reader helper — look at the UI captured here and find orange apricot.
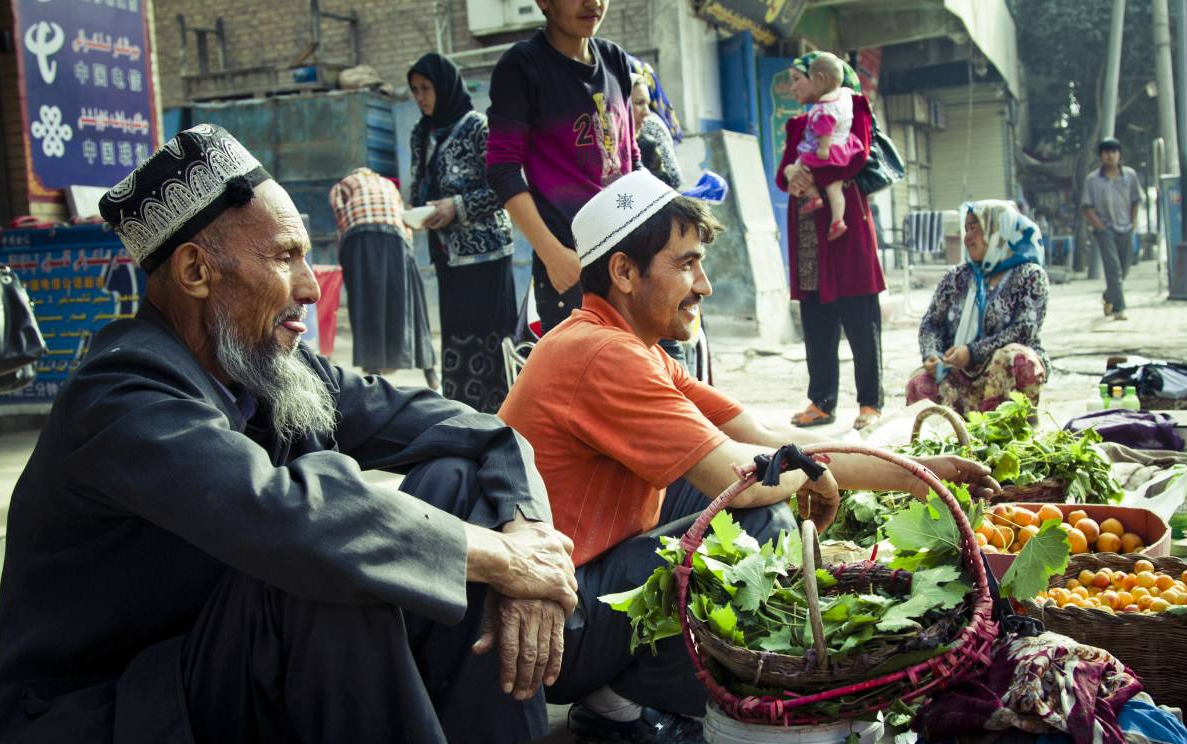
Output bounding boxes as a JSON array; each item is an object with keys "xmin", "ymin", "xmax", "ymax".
[
  {"xmin": 1120, "ymin": 533, "xmax": 1145, "ymax": 553},
  {"xmin": 1100, "ymin": 517, "xmax": 1125, "ymax": 536},
  {"xmin": 1156, "ymin": 574, "xmax": 1176, "ymax": 592},
  {"xmin": 1037, "ymin": 504, "xmax": 1064, "ymax": 523},
  {"xmin": 1012, "ymin": 509, "xmax": 1036, "ymax": 528},
  {"xmin": 1065, "ymin": 579, "xmax": 1083, "ymax": 590},
  {"xmin": 1116, "ymin": 591, "xmax": 1134, "ymax": 608},
  {"xmin": 1096, "ymin": 533, "xmax": 1123, "ymax": 553},
  {"xmin": 1016, "ymin": 524, "xmax": 1040, "ymax": 548},
  {"xmin": 1079, "ymin": 570, "xmax": 1096, "ymax": 585},
  {"xmin": 989, "ymin": 504, "xmax": 1015, "ymax": 527},
  {"xmin": 1151, "ymin": 598, "xmax": 1172, "ymax": 613},
  {"xmin": 1138, "ymin": 595, "xmax": 1155, "ymax": 610},
  {"xmin": 1066, "ymin": 509, "xmax": 1089, "ymax": 526},
  {"xmin": 1074, "ymin": 518, "xmax": 1101, "ymax": 545},
  {"xmin": 1134, "ymin": 559, "xmax": 1155, "ymax": 574},
  {"xmin": 1100, "ymin": 591, "xmax": 1120, "ymax": 609},
  {"xmin": 1092, "ymin": 572, "xmax": 1112, "ymax": 589},
  {"xmin": 1067, "ymin": 528, "xmax": 1089, "ymax": 554},
  {"xmin": 975, "ymin": 532, "xmax": 989, "ymax": 547}
]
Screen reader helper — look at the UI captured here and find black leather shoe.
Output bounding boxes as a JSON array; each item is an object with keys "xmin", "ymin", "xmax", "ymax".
[{"xmin": 567, "ymin": 702, "xmax": 706, "ymax": 743}]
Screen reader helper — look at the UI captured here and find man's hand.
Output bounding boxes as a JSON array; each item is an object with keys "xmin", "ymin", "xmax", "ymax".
[
  {"xmin": 543, "ymin": 246, "xmax": 581, "ymax": 294},
  {"xmin": 942, "ymin": 344, "xmax": 971, "ymax": 370},
  {"xmin": 910, "ymin": 456, "xmax": 1000, "ymax": 501},
  {"xmin": 424, "ymin": 198, "xmax": 457, "ymax": 230},
  {"xmin": 494, "ymin": 520, "xmax": 579, "ymax": 615},
  {"xmin": 923, "ymin": 354, "xmax": 942, "ymax": 374},
  {"xmin": 793, "ymin": 466, "xmax": 841, "ymax": 530},
  {"xmin": 472, "ymin": 592, "xmax": 565, "ymax": 701}
]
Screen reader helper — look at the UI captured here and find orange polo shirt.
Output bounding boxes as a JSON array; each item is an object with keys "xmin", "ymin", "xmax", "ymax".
[{"xmin": 498, "ymin": 294, "xmax": 743, "ymax": 566}]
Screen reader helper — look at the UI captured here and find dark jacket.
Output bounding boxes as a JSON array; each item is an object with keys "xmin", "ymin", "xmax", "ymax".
[
  {"xmin": 776, "ymin": 94, "xmax": 886, "ymax": 304},
  {"xmin": 0, "ymin": 302, "xmax": 548, "ymax": 742},
  {"xmin": 410, "ymin": 111, "xmax": 514, "ymax": 267}
]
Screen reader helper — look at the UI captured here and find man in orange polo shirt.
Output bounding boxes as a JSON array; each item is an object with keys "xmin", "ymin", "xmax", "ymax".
[{"xmin": 499, "ymin": 171, "xmax": 998, "ymax": 744}]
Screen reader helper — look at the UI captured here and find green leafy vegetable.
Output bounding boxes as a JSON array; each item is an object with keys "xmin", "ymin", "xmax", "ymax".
[{"xmin": 999, "ymin": 519, "xmax": 1070, "ymax": 601}]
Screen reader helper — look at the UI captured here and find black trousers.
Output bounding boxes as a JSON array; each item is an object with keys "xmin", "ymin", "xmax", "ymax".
[
  {"xmin": 800, "ymin": 292, "xmax": 884, "ymax": 413},
  {"xmin": 531, "ymin": 253, "xmax": 584, "ymax": 335},
  {"xmin": 116, "ymin": 458, "xmax": 546, "ymax": 744},
  {"xmin": 545, "ymin": 480, "xmax": 794, "ymax": 717}
]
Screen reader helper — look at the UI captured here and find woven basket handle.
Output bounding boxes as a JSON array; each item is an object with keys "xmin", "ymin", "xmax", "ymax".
[
  {"xmin": 910, "ymin": 404, "xmax": 971, "ymax": 447},
  {"xmin": 799, "ymin": 519, "xmax": 828, "ymax": 670}
]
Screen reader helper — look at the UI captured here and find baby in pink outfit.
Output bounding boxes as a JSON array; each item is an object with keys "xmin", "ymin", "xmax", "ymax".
[{"xmin": 783, "ymin": 53, "xmax": 863, "ymax": 242}]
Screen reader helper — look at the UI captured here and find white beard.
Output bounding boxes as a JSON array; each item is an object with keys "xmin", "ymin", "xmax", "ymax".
[{"xmin": 211, "ymin": 306, "xmax": 337, "ymax": 442}]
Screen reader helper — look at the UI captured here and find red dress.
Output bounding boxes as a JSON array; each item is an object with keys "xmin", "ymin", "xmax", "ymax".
[{"xmin": 775, "ymin": 94, "xmax": 886, "ymax": 304}]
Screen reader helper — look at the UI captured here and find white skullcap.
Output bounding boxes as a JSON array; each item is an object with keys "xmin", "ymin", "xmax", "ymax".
[{"xmin": 573, "ymin": 170, "xmax": 679, "ymax": 268}]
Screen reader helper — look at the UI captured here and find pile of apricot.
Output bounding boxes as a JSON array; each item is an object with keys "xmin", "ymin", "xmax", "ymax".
[
  {"xmin": 1034, "ymin": 560, "xmax": 1187, "ymax": 614},
  {"xmin": 974, "ymin": 504, "xmax": 1146, "ymax": 556}
]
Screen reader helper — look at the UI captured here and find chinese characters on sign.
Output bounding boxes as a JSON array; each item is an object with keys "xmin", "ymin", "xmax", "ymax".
[{"xmin": 15, "ymin": 0, "xmax": 158, "ymax": 195}]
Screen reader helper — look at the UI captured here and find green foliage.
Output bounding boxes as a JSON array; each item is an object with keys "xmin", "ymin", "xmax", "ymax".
[
  {"xmin": 999, "ymin": 519, "xmax": 1071, "ymax": 601},
  {"xmin": 902, "ymin": 394, "xmax": 1122, "ymax": 505},
  {"xmin": 1008, "ymin": 0, "xmax": 1166, "ymax": 161}
]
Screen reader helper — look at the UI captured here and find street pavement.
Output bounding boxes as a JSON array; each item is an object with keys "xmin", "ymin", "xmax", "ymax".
[{"xmin": 0, "ymin": 256, "xmax": 1182, "ymax": 740}]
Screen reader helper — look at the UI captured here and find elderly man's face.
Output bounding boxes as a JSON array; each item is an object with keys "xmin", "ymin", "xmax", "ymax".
[
  {"xmin": 210, "ymin": 180, "xmax": 319, "ymax": 354},
  {"xmin": 631, "ymin": 221, "xmax": 712, "ymax": 344}
]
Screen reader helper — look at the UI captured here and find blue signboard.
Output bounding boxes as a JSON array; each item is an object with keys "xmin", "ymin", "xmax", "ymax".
[
  {"xmin": 14, "ymin": 0, "xmax": 158, "ymax": 194},
  {"xmin": 0, "ymin": 225, "xmax": 144, "ymax": 403}
]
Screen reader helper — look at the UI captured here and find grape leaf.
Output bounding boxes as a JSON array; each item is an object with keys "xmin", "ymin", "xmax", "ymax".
[
  {"xmin": 724, "ymin": 552, "xmax": 776, "ymax": 612},
  {"xmin": 708, "ymin": 603, "xmax": 739, "ymax": 640},
  {"xmin": 1000, "ymin": 519, "xmax": 1070, "ymax": 601},
  {"xmin": 755, "ymin": 625, "xmax": 799, "ymax": 653},
  {"xmin": 883, "ymin": 493, "xmax": 961, "ymax": 553},
  {"xmin": 704, "ymin": 511, "xmax": 743, "ymax": 558},
  {"xmin": 876, "ymin": 566, "xmax": 969, "ymax": 632},
  {"xmin": 992, "ymin": 449, "xmax": 1021, "ymax": 482}
]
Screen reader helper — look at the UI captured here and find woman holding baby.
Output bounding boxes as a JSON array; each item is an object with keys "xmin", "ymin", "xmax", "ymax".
[{"xmin": 776, "ymin": 51, "xmax": 886, "ymax": 432}]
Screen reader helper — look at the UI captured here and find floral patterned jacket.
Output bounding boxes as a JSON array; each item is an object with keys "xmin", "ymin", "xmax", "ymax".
[
  {"xmin": 410, "ymin": 111, "xmax": 514, "ymax": 267},
  {"xmin": 918, "ymin": 262, "xmax": 1050, "ymax": 375}
]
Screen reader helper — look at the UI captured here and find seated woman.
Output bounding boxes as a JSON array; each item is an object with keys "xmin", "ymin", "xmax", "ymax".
[{"xmin": 906, "ymin": 200, "xmax": 1049, "ymax": 414}]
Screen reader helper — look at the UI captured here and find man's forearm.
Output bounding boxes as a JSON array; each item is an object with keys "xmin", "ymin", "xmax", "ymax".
[
  {"xmin": 1084, "ymin": 207, "xmax": 1107, "ymax": 231},
  {"xmin": 720, "ymin": 412, "xmax": 913, "ymax": 493},
  {"xmin": 505, "ymin": 192, "xmax": 567, "ymax": 264}
]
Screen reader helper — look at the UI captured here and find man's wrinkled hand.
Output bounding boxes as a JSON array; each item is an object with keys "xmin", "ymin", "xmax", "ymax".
[
  {"xmin": 794, "ymin": 465, "xmax": 841, "ymax": 530},
  {"xmin": 911, "ymin": 455, "xmax": 1001, "ymax": 501},
  {"xmin": 473, "ymin": 592, "xmax": 565, "ymax": 701},
  {"xmin": 495, "ymin": 521, "xmax": 578, "ymax": 615}
]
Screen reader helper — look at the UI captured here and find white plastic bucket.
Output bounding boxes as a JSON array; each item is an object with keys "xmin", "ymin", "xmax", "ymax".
[{"xmin": 702, "ymin": 703, "xmax": 884, "ymax": 744}]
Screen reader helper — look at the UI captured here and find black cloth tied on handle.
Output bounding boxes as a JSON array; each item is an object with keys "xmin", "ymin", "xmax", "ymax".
[{"xmin": 753, "ymin": 444, "xmax": 827, "ymax": 487}]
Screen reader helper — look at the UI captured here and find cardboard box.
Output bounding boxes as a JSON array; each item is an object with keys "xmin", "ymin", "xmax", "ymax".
[{"xmin": 985, "ymin": 503, "xmax": 1170, "ymax": 581}]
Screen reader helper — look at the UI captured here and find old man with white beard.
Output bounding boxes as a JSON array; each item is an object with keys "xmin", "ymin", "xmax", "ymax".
[{"xmin": 0, "ymin": 124, "xmax": 576, "ymax": 744}]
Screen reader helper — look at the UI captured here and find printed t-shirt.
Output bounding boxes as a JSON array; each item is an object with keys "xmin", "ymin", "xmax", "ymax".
[
  {"xmin": 498, "ymin": 293, "xmax": 743, "ymax": 566},
  {"xmin": 485, "ymin": 30, "xmax": 640, "ymax": 248}
]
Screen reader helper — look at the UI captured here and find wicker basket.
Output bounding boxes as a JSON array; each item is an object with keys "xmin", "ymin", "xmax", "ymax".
[
  {"xmin": 690, "ymin": 522, "xmax": 924, "ymax": 690},
  {"xmin": 676, "ymin": 443, "xmax": 999, "ymax": 725},
  {"xmin": 909, "ymin": 404, "xmax": 1068, "ymax": 504},
  {"xmin": 1019, "ymin": 552, "xmax": 1187, "ymax": 711}
]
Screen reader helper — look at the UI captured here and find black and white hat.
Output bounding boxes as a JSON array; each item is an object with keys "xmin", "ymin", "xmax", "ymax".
[{"xmin": 98, "ymin": 124, "xmax": 271, "ymax": 273}]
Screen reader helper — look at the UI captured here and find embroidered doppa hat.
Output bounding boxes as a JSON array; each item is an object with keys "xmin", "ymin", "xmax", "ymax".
[
  {"xmin": 99, "ymin": 124, "xmax": 272, "ymax": 273},
  {"xmin": 573, "ymin": 170, "xmax": 679, "ymax": 268}
]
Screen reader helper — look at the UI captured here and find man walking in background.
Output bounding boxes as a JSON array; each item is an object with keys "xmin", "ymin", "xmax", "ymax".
[{"xmin": 1082, "ymin": 137, "xmax": 1142, "ymax": 321}]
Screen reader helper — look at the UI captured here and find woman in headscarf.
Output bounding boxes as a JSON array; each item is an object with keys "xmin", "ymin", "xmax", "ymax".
[
  {"xmin": 776, "ymin": 51, "xmax": 886, "ymax": 431},
  {"xmin": 906, "ymin": 200, "xmax": 1049, "ymax": 414},
  {"xmin": 408, "ymin": 52, "xmax": 517, "ymax": 413}
]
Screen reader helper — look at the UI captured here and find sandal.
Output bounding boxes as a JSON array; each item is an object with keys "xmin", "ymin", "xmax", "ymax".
[
  {"xmin": 852, "ymin": 406, "xmax": 882, "ymax": 431},
  {"xmin": 799, "ymin": 196, "xmax": 825, "ymax": 215},
  {"xmin": 791, "ymin": 403, "xmax": 835, "ymax": 428},
  {"xmin": 827, "ymin": 220, "xmax": 848, "ymax": 242}
]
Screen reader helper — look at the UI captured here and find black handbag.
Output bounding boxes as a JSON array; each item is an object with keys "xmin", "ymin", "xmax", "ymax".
[
  {"xmin": 0, "ymin": 265, "xmax": 47, "ymax": 393},
  {"xmin": 855, "ymin": 115, "xmax": 905, "ymax": 196}
]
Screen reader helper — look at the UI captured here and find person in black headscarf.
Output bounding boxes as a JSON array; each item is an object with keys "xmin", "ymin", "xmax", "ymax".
[{"xmin": 408, "ymin": 53, "xmax": 518, "ymax": 414}]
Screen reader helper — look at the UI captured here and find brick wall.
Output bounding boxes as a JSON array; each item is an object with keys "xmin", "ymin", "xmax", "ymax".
[
  {"xmin": 153, "ymin": 0, "xmax": 656, "ymax": 106},
  {"xmin": 1, "ymin": 0, "xmax": 29, "ymax": 221}
]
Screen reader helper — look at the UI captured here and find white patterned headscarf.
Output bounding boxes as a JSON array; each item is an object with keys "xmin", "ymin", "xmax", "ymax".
[
  {"xmin": 99, "ymin": 124, "xmax": 271, "ymax": 273},
  {"xmin": 953, "ymin": 200, "xmax": 1044, "ymax": 350}
]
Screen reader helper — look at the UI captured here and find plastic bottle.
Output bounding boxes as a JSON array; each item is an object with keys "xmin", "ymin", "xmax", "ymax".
[
  {"xmin": 1086, "ymin": 383, "xmax": 1108, "ymax": 412},
  {"xmin": 1122, "ymin": 386, "xmax": 1141, "ymax": 411},
  {"xmin": 1108, "ymin": 385, "xmax": 1124, "ymax": 409}
]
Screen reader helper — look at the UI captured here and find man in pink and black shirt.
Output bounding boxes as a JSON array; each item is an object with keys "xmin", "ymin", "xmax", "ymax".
[{"xmin": 486, "ymin": 0, "xmax": 640, "ymax": 334}]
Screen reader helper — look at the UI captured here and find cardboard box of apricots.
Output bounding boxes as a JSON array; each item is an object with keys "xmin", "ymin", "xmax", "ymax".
[{"xmin": 983, "ymin": 503, "xmax": 1170, "ymax": 581}]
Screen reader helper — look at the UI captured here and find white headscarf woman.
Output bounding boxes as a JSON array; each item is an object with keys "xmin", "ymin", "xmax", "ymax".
[{"xmin": 943, "ymin": 200, "xmax": 1044, "ymax": 373}]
